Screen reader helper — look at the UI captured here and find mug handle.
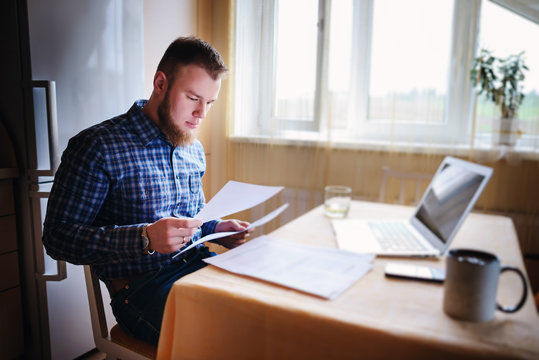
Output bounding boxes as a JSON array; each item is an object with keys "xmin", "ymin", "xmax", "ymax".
[{"xmin": 496, "ymin": 266, "xmax": 528, "ymax": 313}]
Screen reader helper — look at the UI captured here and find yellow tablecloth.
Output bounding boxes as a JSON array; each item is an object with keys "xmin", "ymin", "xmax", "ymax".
[{"xmin": 157, "ymin": 201, "xmax": 539, "ymax": 359}]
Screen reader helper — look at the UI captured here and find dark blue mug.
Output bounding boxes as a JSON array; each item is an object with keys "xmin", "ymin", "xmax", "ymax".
[{"xmin": 443, "ymin": 249, "xmax": 528, "ymax": 322}]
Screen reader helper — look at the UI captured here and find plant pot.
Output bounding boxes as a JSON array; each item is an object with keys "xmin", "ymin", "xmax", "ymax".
[{"xmin": 493, "ymin": 117, "xmax": 519, "ymax": 146}]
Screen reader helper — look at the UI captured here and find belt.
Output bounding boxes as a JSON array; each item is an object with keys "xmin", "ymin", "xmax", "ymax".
[
  {"xmin": 108, "ymin": 275, "xmax": 141, "ymax": 295},
  {"xmin": 107, "ymin": 246, "xmax": 201, "ymax": 296}
]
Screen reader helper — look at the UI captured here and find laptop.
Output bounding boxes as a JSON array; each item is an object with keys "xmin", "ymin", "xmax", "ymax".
[{"xmin": 332, "ymin": 156, "xmax": 493, "ymax": 257}]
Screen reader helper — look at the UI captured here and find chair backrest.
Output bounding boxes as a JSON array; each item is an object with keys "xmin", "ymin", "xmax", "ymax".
[
  {"xmin": 378, "ymin": 166, "xmax": 432, "ymax": 205},
  {"xmin": 83, "ymin": 265, "xmax": 156, "ymax": 360}
]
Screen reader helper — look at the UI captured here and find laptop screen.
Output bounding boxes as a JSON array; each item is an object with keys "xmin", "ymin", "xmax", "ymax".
[{"xmin": 414, "ymin": 160, "xmax": 488, "ymax": 244}]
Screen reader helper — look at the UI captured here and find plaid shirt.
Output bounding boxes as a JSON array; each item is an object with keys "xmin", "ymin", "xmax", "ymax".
[{"xmin": 43, "ymin": 100, "xmax": 218, "ymax": 280}]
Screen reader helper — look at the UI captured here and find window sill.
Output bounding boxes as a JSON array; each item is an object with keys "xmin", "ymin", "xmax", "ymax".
[{"xmin": 229, "ymin": 134, "xmax": 539, "ymax": 161}]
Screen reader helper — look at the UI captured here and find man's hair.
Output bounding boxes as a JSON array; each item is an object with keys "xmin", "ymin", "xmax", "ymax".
[{"xmin": 157, "ymin": 36, "xmax": 228, "ymax": 82}]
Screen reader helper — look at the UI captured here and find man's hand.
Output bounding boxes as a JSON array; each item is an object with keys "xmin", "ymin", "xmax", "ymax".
[
  {"xmin": 146, "ymin": 217, "xmax": 202, "ymax": 254},
  {"xmin": 214, "ymin": 219, "xmax": 252, "ymax": 249}
]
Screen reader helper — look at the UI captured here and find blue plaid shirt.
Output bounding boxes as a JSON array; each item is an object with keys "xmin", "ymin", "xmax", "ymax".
[{"xmin": 43, "ymin": 100, "xmax": 218, "ymax": 280}]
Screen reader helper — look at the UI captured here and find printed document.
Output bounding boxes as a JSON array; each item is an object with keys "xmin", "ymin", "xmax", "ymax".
[
  {"xmin": 203, "ymin": 235, "xmax": 374, "ymax": 299},
  {"xmin": 195, "ymin": 180, "xmax": 284, "ymax": 223},
  {"xmin": 172, "ymin": 180, "xmax": 285, "ymax": 258},
  {"xmin": 173, "ymin": 203, "xmax": 289, "ymax": 257}
]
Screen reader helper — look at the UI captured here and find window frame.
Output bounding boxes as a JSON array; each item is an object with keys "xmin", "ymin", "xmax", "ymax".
[
  {"xmin": 353, "ymin": 1, "xmax": 481, "ymax": 145},
  {"xmin": 232, "ymin": 0, "xmax": 504, "ymax": 146}
]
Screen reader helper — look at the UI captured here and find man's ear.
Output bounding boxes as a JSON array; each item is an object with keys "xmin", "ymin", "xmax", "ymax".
[{"xmin": 153, "ymin": 71, "xmax": 167, "ymax": 96}]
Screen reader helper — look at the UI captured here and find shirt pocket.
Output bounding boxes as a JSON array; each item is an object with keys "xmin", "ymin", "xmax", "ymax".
[
  {"xmin": 188, "ymin": 172, "xmax": 202, "ymax": 195},
  {"xmin": 120, "ymin": 172, "xmax": 172, "ymax": 208}
]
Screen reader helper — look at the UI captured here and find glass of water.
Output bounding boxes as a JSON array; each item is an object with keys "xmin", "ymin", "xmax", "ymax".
[{"xmin": 324, "ymin": 185, "xmax": 352, "ymax": 218}]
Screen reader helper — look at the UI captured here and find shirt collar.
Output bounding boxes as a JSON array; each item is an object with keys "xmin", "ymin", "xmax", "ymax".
[{"xmin": 129, "ymin": 99, "xmax": 169, "ymax": 146}]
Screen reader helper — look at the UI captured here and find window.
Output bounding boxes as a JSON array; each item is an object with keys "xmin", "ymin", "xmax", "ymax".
[
  {"xmin": 474, "ymin": 0, "xmax": 539, "ymax": 148},
  {"xmin": 233, "ymin": 0, "xmax": 538, "ymax": 149},
  {"xmin": 274, "ymin": 0, "xmax": 318, "ymax": 125},
  {"xmin": 368, "ymin": 0, "xmax": 452, "ymax": 124}
]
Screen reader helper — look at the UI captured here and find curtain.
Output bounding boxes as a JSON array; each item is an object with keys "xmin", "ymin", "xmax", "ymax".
[{"xmin": 199, "ymin": 0, "xmax": 539, "ymax": 256}]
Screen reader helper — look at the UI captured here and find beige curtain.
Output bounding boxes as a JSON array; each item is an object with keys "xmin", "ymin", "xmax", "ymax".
[{"xmin": 198, "ymin": 0, "xmax": 539, "ymax": 256}]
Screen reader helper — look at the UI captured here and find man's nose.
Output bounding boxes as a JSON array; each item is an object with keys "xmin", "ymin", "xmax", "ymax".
[{"xmin": 194, "ymin": 102, "xmax": 209, "ymax": 119}]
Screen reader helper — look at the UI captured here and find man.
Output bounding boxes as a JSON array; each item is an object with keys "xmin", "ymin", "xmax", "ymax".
[{"xmin": 42, "ymin": 37, "xmax": 250, "ymax": 346}]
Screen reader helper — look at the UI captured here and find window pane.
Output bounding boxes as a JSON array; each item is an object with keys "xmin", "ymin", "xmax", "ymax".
[
  {"xmin": 328, "ymin": 0, "xmax": 353, "ymax": 128},
  {"xmin": 476, "ymin": 1, "xmax": 539, "ymax": 136},
  {"xmin": 274, "ymin": 0, "xmax": 318, "ymax": 121},
  {"xmin": 368, "ymin": 0, "xmax": 453, "ymax": 123}
]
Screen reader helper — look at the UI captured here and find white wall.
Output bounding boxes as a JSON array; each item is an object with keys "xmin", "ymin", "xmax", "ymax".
[{"xmin": 143, "ymin": 0, "xmax": 197, "ymax": 98}]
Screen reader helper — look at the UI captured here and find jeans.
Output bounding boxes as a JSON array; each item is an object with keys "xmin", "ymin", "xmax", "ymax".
[{"xmin": 110, "ymin": 246, "xmax": 214, "ymax": 346}]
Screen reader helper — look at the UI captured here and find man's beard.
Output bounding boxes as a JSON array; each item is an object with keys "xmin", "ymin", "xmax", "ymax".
[{"xmin": 156, "ymin": 89, "xmax": 197, "ymax": 147}]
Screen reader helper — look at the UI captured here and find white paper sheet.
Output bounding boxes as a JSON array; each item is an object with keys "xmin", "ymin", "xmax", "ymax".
[
  {"xmin": 195, "ymin": 181, "xmax": 284, "ymax": 223},
  {"xmin": 203, "ymin": 235, "xmax": 374, "ymax": 299},
  {"xmin": 172, "ymin": 204, "xmax": 289, "ymax": 258}
]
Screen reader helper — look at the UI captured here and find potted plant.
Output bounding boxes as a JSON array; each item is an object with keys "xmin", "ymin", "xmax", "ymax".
[{"xmin": 470, "ymin": 49, "xmax": 528, "ymax": 146}]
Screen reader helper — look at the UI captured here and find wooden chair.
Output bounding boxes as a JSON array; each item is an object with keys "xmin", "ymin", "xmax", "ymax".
[
  {"xmin": 378, "ymin": 166, "xmax": 433, "ymax": 205},
  {"xmin": 83, "ymin": 265, "xmax": 157, "ymax": 359}
]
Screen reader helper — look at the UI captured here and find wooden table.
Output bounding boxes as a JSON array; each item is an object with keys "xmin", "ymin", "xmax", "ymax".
[{"xmin": 157, "ymin": 201, "xmax": 539, "ymax": 359}]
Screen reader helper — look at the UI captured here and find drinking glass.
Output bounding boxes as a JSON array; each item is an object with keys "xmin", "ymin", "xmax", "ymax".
[{"xmin": 324, "ymin": 185, "xmax": 352, "ymax": 218}]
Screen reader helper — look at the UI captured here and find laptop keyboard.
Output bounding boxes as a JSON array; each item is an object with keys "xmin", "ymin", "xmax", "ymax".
[{"xmin": 368, "ymin": 222, "xmax": 427, "ymax": 252}]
